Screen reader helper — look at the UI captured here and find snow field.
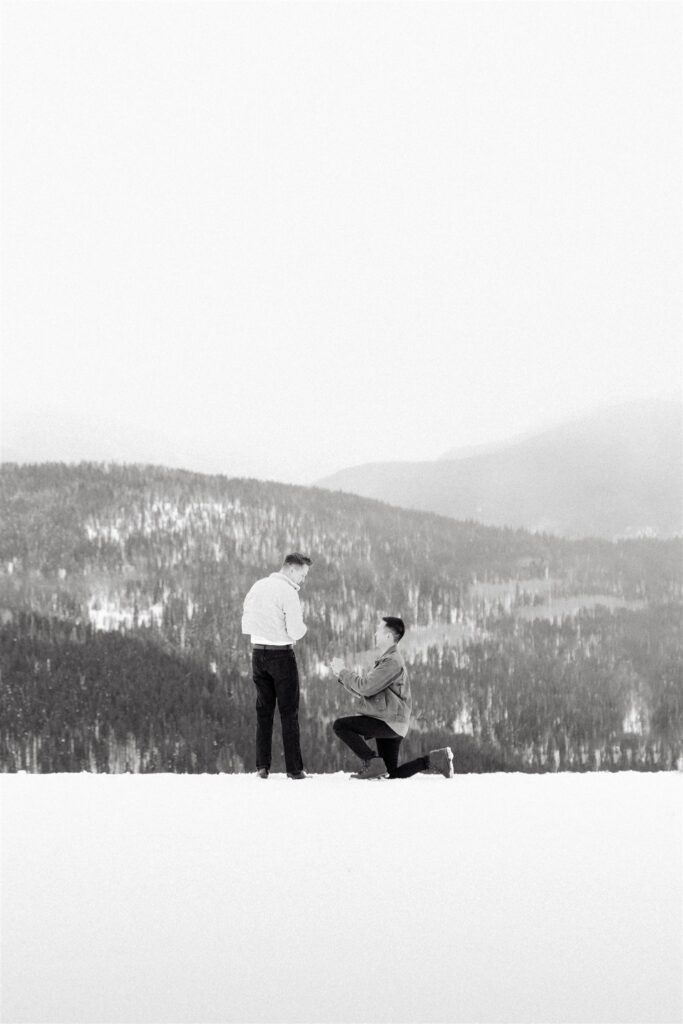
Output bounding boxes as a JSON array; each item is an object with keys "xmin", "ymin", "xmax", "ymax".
[{"xmin": 1, "ymin": 771, "xmax": 681, "ymax": 1024}]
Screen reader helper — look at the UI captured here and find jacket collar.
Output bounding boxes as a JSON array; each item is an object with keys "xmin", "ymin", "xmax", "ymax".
[
  {"xmin": 271, "ymin": 570, "xmax": 300, "ymax": 591},
  {"xmin": 376, "ymin": 642, "xmax": 397, "ymax": 662}
]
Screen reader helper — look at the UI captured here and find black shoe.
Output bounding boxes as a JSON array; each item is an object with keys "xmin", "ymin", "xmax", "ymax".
[
  {"xmin": 287, "ymin": 771, "xmax": 309, "ymax": 780},
  {"xmin": 256, "ymin": 768, "xmax": 269, "ymax": 779}
]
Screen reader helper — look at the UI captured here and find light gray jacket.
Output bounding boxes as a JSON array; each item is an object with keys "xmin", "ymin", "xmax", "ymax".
[{"xmin": 337, "ymin": 644, "xmax": 412, "ymax": 737}]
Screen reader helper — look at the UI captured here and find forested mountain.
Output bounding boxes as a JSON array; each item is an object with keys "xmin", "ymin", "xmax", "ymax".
[
  {"xmin": 0, "ymin": 462, "xmax": 681, "ymax": 773},
  {"xmin": 317, "ymin": 399, "xmax": 682, "ymax": 539}
]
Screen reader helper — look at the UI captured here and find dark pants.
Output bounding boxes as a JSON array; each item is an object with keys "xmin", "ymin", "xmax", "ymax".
[
  {"xmin": 252, "ymin": 648, "xmax": 304, "ymax": 774},
  {"xmin": 333, "ymin": 715, "xmax": 428, "ymax": 778}
]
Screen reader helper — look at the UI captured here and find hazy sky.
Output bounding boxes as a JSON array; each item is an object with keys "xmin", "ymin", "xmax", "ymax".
[{"xmin": 2, "ymin": 1, "xmax": 681, "ymax": 483}]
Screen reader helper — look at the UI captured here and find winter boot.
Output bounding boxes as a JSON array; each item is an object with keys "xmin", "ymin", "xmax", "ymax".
[
  {"xmin": 424, "ymin": 747, "xmax": 454, "ymax": 778},
  {"xmin": 287, "ymin": 771, "xmax": 310, "ymax": 780},
  {"xmin": 350, "ymin": 757, "xmax": 387, "ymax": 780},
  {"xmin": 256, "ymin": 768, "xmax": 269, "ymax": 779}
]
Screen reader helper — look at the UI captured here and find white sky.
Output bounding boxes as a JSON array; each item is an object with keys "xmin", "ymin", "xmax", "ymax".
[{"xmin": 1, "ymin": 1, "xmax": 681, "ymax": 483}]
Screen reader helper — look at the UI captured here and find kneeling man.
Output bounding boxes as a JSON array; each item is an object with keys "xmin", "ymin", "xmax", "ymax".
[{"xmin": 330, "ymin": 616, "xmax": 453, "ymax": 779}]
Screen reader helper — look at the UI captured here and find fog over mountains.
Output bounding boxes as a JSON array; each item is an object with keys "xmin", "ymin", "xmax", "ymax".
[
  {"xmin": 3, "ymin": 398, "xmax": 680, "ymax": 540},
  {"xmin": 317, "ymin": 399, "xmax": 682, "ymax": 540}
]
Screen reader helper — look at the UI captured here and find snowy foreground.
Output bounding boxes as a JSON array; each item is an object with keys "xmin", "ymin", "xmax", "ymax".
[{"xmin": 1, "ymin": 772, "xmax": 681, "ymax": 1024}]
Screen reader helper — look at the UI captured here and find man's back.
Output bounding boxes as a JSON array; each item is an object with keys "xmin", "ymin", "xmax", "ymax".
[{"xmin": 242, "ymin": 571, "xmax": 307, "ymax": 645}]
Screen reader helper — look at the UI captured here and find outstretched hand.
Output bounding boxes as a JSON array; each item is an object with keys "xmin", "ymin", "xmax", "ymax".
[{"xmin": 330, "ymin": 657, "xmax": 345, "ymax": 675}]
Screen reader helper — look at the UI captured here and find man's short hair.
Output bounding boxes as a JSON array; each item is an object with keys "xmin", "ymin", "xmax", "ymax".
[
  {"xmin": 283, "ymin": 552, "xmax": 312, "ymax": 567},
  {"xmin": 382, "ymin": 616, "xmax": 405, "ymax": 642}
]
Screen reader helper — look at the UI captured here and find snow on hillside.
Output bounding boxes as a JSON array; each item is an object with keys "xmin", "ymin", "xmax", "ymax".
[{"xmin": 1, "ymin": 772, "xmax": 681, "ymax": 1024}]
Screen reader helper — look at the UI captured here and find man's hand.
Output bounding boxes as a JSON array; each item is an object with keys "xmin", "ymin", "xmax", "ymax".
[{"xmin": 330, "ymin": 657, "xmax": 345, "ymax": 676}]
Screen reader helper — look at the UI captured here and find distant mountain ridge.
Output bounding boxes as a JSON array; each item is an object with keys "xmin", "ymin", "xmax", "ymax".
[{"xmin": 317, "ymin": 399, "xmax": 683, "ymax": 540}]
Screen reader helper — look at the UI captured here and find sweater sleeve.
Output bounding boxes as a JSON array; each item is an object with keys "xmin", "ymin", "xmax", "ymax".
[
  {"xmin": 283, "ymin": 587, "xmax": 307, "ymax": 642},
  {"xmin": 338, "ymin": 658, "xmax": 403, "ymax": 697},
  {"xmin": 241, "ymin": 586, "xmax": 256, "ymax": 635}
]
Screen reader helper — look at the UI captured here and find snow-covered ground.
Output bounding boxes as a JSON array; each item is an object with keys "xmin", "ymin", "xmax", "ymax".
[{"xmin": 1, "ymin": 772, "xmax": 681, "ymax": 1024}]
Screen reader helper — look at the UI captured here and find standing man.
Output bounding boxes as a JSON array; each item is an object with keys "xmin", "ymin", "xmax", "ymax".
[
  {"xmin": 242, "ymin": 553, "xmax": 312, "ymax": 780},
  {"xmin": 330, "ymin": 616, "xmax": 453, "ymax": 779}
]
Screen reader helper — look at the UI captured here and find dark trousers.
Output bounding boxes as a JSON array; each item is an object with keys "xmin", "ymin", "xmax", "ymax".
[
  {"xmin": 252, "ymin": 648, "xmax": 304, "ymax": 774},
  {"xmin": 333, "ymin": 715, "xmax": 428, "ymax": 778}
]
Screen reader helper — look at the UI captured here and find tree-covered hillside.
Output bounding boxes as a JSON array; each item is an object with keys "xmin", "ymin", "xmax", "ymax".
[{"xmin": 1, "ymin": 463, "xmax": 681, "ymax": 772}]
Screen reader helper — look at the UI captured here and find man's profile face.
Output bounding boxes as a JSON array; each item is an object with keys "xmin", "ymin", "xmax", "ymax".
[
  {"xmin": 293, "ymin": 564, "xmax": 309, "ymax": 586},
  {"xmin": 374, "ymin": 620, "xmax": 390, "ymax": 647}
]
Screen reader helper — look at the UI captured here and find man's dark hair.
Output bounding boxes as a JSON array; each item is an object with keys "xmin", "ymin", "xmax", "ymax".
[
  {"xmin": 283, "ymin": 552, "xmax": 312, "ymax": 567},
  {"xmin": 382, "ymin": 616, "xmax": 405, "ymax": 642}
]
